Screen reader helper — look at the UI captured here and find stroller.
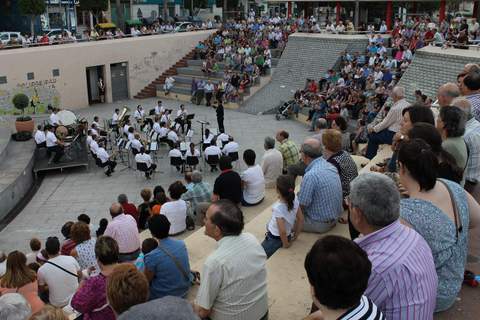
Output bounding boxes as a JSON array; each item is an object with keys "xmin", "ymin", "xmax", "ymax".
[{"xmin": 275, "ymin": 100, "xmax": 296, "ymax": 120}]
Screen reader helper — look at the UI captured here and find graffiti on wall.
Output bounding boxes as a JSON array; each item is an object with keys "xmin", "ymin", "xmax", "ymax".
[{"xmin": 0, "ymin": 78, "xmax": 61, "ymax": 115}]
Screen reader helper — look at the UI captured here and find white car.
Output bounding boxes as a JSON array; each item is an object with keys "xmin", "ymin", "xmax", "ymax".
[{"xmin": 0, "ymin": 32, "xmax": 25, "ymax": 45}]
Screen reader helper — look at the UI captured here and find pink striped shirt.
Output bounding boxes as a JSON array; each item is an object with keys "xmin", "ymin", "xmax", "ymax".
[
  {"xmin": 355, "ymin": 221, "xmax": 437, "ymax": 320},
  {"xmin": 104, "ymin": 214, "xmax": 140, "ymax": 254}
]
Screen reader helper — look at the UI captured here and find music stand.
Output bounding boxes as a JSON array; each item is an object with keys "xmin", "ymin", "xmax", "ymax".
[{"xmin": 197, "ymin": 120, "xmax": 209, "ymax": 157}]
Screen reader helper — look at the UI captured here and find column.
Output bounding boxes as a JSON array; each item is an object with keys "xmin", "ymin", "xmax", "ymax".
[
  {"xmin": 439, "ymin": 0, "xmax": 446, "ymax": 23},
  {"xmin": 386, "ymin": 0, "xmax": 392, "ymax": 31},
  {"xmin": 473, "ymin": 1, "xmax": 479, "ymax": 20},
  {"xmin": 411, "ymin": 1, "xmax": 417, "ymax": 14},
  {"xmin": 287, "ymin": 2, "xmax": 292, "ymax": 18},
  {"xmin": 354, "ymin": 0, "xmax": 359, "ymax": 29},
  {"xmin": 336, "ymin": 1, "xmax": 341, "ymax": 25}
]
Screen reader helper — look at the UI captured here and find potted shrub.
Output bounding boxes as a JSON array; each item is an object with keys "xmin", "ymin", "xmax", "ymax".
[{"xmin": 13, "ymin": 93, "xmax": 34, "ymax": 133}]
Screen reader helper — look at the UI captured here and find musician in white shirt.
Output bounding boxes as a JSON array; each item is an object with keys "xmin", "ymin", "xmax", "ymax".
[
  {"xmin": 135, "ymin": 147, "xmax": 157, "ymax": 179},
  {"xmin": 204, "ymin": 141, "xmax": 222, "ymax": 171},
  {"xmin": 154, "ymin": 101, "xmax": 164, "ymax": 115},
  {"xmin": 127, "ymin": 127, "xmax": 135, "ymax": 141},
  {"xmin": 45, "ymin": 125, "xmax": 64, "ymax": 163},
  {"xmin": 222, "ymin": 136, "xmax": 239, "ymax": 156},
  {"xmin": 167, "ymin": 128, "xmax": 179, "ymax": 148},
  {"xmin": 152, "ymin": 118, "xmax": 162, "ymax": 135},
  {"xmin": 96, "ymin": 142, "xmax": 116, "ymax": 176},
  {"xmin": 203, "ymin": 128, "xmax": 214, "ymax": 150},
  {"xmin": 169, "ymin": 144, "xmax": 184, "ymax": 172},
  {"xmin": 131, "ymin": 133, "xmax": 143, "ymax": 154},
  {"xmin": 134, "ymin": 105, "xmax": 145, "ymax": 121},
  {"xmin": 49, "ymin": 109, "xmax": 61, "ymax": 126},
  {"xmin": 123, "ymin": 120, "xmax": 131, "ymax": 135},
  {"xmin": 161, "ymin": 111, "xmax": 170, "ymax": 125},
  {"xmin": 185, "ymin": 142, "xmax": 200, "ymax": 169},
  {"xmin": 112, "ymin": 109, "xmax": 120, "ymax": 126},
  {"xmin": 89, "ymin": 134, "xmax": 100, "ymax": 155},
  {"xmin": 34, "ymin": 125, "xmax": 46, "ymax": 148},
  {"xmin": 217, "ymin": 132, "xmax": 230, "ymax": 147},
  {"xmin": 176, "ymin": 104, "xmax": 188, "ymax": 133}
]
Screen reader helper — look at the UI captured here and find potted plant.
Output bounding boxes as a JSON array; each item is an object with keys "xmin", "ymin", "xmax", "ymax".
[{"xmin": 13, "ymin": 93, "xmax": 34, "ymax": 133}]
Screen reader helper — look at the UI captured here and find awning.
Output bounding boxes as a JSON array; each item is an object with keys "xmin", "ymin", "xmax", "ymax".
[
  {"xmin": 126, "ymin": 19, "xmax": 143, "ymax": 26},
  {"xmin": 96, "ymin": 23, "xmax": 117, "ymax": 29}
]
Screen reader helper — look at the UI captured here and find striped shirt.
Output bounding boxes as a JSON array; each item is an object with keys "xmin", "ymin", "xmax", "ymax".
[
  {"xmin": 196, "ymin": 233, "xmax": 268, "ymax": 320},
  {"xmin": 277, "ymin": 139, "xmax": 299, "ymax": 169},
  {"xmin": 467, "ymin": 93, "xmax": 480, "ymax": 123},
  {"xmin": 103, "ymin": 214, "xmax": 140, "ymax": 254},
  {"xmin": 355, "ymin": 221, "xmax": 437, "ymax": 320},
  {"xmin": 339, "ymin": 295, "xmax": 385, "ymax": 320},
  {"xmin": 464, "ymin": 117, "xmax": 480, "ymax": 183},
  {"xmin": 298, "ymin": 157, "xmax": 343, "ymax": 222}
]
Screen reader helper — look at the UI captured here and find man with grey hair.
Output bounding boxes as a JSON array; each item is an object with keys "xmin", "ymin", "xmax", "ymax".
[
  {"xmin": 452, "ymin": 97, "xmax": 480, "ymax": 199},
  {"xmin": 181, "ymin": 170, "xmax": 212, "ymax": 225},
  {"xmin": 437, "ymin": 83, "xmax": 460, "ymax": 107},
  {"xmin": 311, "ymin": 118, "xmax": 328, "ymax": 143},
  {"xmin": 366, "ymin": 86, "xmax": 410, "ymax": 159},
  {"xmin": 349, "ymin": 173, "xmax": 437, "ymax": 319},
  {"xmin": 261, "ymin": 136, "xmax": 283, "ymax": 188},
  {"xmin": 0, "ymin": 293, "xmax": 32, "ymax": 320},
  {"xmin": 298, "ymin": 138, "xmax": 343, "ymax": 233}
]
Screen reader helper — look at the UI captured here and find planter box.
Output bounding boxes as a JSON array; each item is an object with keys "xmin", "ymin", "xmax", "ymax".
[{"xmin": 15, "ymin": 119, "xmax": 34, "ymax": 133}]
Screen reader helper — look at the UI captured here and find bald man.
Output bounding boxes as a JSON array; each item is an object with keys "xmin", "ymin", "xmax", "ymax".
[
  {"xmin": 104, "ymin": 202, "xmax": 141, "ymax": 262},
  {"xmin": 459, "ymin": 70, "xmax": 480, "ymax": 122},
  {"xmin": 452, "ymin": 97, "xmax": 480, "ymax": 199},
  {"xmin": 298, "ymin": 138, "xmax": 343, "ymax": 234},
  {"xmin": 437, "ymin": 83, "xmax": 460, "ymax": 107}
]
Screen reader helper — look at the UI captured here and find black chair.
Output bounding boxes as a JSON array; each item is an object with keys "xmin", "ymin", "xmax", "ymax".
[
  {"xmin": 136, "ymin": 162, "xmax": 151, "ymax": 179},
  {"xmin": 170, "ymin": 156, "xmax": 184, "ymax": 173},
  {"xmin": 186, "ymin": 156, "xmax": 199, "ymax": 168},
  {"xmin": 207, "ymin": 155, "xmax": 220, "ymax": 172},
  {"xmin": 228, "ymin": 152, "xmax": 239, "ymax": 162},
  {"xmin": 202, "ymin": 142, "xmax": 211, "ymax": 151}
]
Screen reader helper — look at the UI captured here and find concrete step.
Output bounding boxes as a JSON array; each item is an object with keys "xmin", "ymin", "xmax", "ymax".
[
  {"xmin": 186, "ymin": 58, "xmax": 280, "ymax": 68},
  {"xmin": 176, "ymin": 67, "xmax": 225, "ymax": 78}
]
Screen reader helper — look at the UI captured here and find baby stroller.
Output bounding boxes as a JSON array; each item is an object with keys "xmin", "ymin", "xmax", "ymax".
[{"xmin": 275, "ymin": 100, "xmax": 295, "ymax": 120}]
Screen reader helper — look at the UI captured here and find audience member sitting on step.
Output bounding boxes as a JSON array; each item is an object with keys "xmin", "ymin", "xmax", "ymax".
[
  {"xmin": 181, "ymin": 171, "xmax": 212, "ymax": 226},
  {"xmin": 304, "ymin": 236, "xmax": 385, "ymax": 320},
  {"xmin": 349, "ymin": 173, "xmax": 438, "ymax": 319},
  {"xmin": 241, "ymin": 149, "xmax": 265, "ymax": 206},
  {"xmin": 118, "ymin": 193, "xmax": 139, "ymax": 223},
  {"xmin": 212, "ymin": 156, "xmax": 242, "ymax": 205},
  {"xmin": 261, "ymin": 175, "xmax": 304, "ymax": 258},
  {"xmin": 261, "ymin": 136, "xmax": 283, "ymax": 189},
  {"xmin": 194, "ymin": 200, "xmax": 268, "ymax": 320},
  {"xmin": 298, "ymin": 138, "xmax": 343, "ymax": 234},
  {"xmin": 437, "ymin": 106, "xmax": 468, "ymax": 173},
  {"xmin": 160, "ymin": 181, "xmax": 188, "ymax": 235}
]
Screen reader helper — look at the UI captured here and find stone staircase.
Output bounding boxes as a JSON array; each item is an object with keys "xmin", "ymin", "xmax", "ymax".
[
  {"xmin": 133, "ymin": 49, "xmax": 196, "ymax": 99},
  {"xmin": 240, "ymin": 33, "xmax": 368, "ymax": 115},
  {"xmin": 396, "ymin": 46, "xmax": 480, "ymax": 102}
]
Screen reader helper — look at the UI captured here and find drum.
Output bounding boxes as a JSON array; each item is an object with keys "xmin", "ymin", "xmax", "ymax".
[
  {"xmin": 55, "ymin": 125, "xmax": 69, "ymax": 140},
  {"xmin": 57, "ymin": 110, "xmax": 77, "ymax": 126}
]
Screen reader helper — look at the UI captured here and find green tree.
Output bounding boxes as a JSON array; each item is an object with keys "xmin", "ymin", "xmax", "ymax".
[
  {"xmin": 18, "ymin": 0, "xmax": 46, "ymax": 37},
  {"xmin": 79, "ymin": 0, "xmax": 109, "ymax": 29}
]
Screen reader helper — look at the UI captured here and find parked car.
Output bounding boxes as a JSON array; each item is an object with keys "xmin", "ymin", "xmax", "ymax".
[
  {"xmin": 174, "ymin": 22, "xmax": 196, "ymax": 32},
  {"xmin": 44, "ymin": 29, "xmax": 64, "ymax": 41},
  {"xmin": 0, "ymin": 32, "xmax": 25, "ymax": 45}
]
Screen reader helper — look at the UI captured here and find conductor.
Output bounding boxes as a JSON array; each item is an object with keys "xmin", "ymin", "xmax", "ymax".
[{"xmin": 214, "ymin": 102, "xmax": 225, "ymax": 133}]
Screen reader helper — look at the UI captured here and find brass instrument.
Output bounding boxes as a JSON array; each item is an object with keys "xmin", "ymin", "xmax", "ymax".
[{"xmin": 118, "ymin": 106, "xmax": 131, "ymax": 128}]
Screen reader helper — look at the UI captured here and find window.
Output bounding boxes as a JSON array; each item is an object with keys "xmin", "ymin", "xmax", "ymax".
[
  {"xmin": 52, "ymin": 69, "xmax": 60, "ymax": 77},
  {"xmin": 27, "ymin": 72, "xmax": 34, "ymax": 80},
  {"xmin": 0, "ymin": 76, "xmax": 6, "ymax": 84}
]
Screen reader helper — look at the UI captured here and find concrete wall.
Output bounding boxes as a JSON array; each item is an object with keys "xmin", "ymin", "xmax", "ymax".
[{"xmin": 0, "ymin": 30, "xmax": 215, "ymax": 111}]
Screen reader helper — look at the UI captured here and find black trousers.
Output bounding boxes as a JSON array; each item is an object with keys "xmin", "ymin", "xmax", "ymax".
[
  {"xmin": 217, "ymin": 117, "xmax": 224, "ymax": 133},
  {"xmin": 100, "ymin": 160, "xmax": 117, "ymax": 173},
  {"xmin": 47, "ymin": 145, "xmax": 64, "ymax": 163},
  {"xmin": 205, "ymin": 92, "xmax": 213, "ymax": 106},
  {"xmin": 145, "ymin": 163, "xmax": 157, "ymax": 177}
]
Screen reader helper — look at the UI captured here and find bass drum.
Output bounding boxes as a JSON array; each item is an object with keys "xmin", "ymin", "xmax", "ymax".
[
  {"xmin": 57, "ymin": 110, "xmax": 77, "ymax": 126},
  {"xmin": 55, "ymin": 125, "xmax": 69, "ymax": 140}
]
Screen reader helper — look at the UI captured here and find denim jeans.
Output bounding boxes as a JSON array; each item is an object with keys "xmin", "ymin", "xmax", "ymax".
[
  {"xmin": 261, "ymin": 232, "xmax": 290, "ymax": 259},
  {"xmin": 366, "ymin": 129, "xmax": 395, "ymax": 159}
]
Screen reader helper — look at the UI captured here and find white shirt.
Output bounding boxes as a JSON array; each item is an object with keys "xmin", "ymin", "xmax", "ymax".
[
  {"xmin": 177, "ymin": 109, "xmax": 187, "ymax": 118},
  {"xmin": 91, "ymin": 128, "xmax": 98, "ymax": 136},
  {"xmin": 131, "ymin": 139, "xmax": 142, "ymax": 152},
  {"xmin": 241, "ymin": 165, "xmax": 265, "ymax": 204},
  {"xmin": 169, "ymin": 148, "xmax": 183, "ymax": 158},
  {"xmin": 204, "ymin": 145, "xmax": 222, "ymax": 159},
  {"xmin": 35, "ymin": 130, "xmax": 46, "ymax": 144},
  {"xmin": 123, "ymin": 124, "xmax": 130, "ymax": 135},
  {"xmin": 261, "ymin": 149, "xmax": 283, "ymax": 188},
  {"xmin": 158, "ymin": 127, "xmax": 168, "ymax": 138},
  {"xmin": 223, "ymin": 141, "xmax": 239, "ymax": 155},
  {"xmin": 153, "ymin": 122, "xmax": 161, "ymax": 134},
  {"xmin": 161, "ymin": 114, "xmax": 170, "ymax": 124},
  {"xmin": 167, "ymin": 130, "xmax": 178, "ymax": 143},
  {"xmin": 127, "ymin": 132, "xmax": 135, "ymax": 141},
  {"xmin": 50, "ymin": 113, "xmax": 60, "ymax": 125},
  {"xmin": 112, "ymin": 112, "xmax": 119, "ymax": 125},
  {"xmin": 217, "ymin": 133, "xmax": 229, "ymax": 143},
  {"xmin": 373, "ymin": 98, "xmax": 410, "ymax": 133},
  {"xmin": 96, "ymin": 147, "xmax": 110, "ymax": 163},
  {"xmin": 160, "ymin": 200, "xmax": 187, "ymax": 235},
  {"xmin": 37, "ymin": 255, "xmax": 80, "ymax": 307},
  {"xmin": 46, "ymin": 131, "xmax": 57, "ymax": 147},
  {"xmin": 186, "ymin": 148, "xmax": 200, "ymax": 157},
  {"xmin": 134, "ymin": 109, "xmax": 144, "ymax": 119},
  {"xmin": 203, "ymin": 133, "xmax": 214, "ymax": 144},
  {"xmin": 267, "ymin": 198, "xmax": 299, "ymax": 237},
  {"xmin": 135, "ymin": 152, "xmax": 153, "ymax": 167},
  {"xmin": 155, "ymin": 105, "xmax": 164, "ymax": 115},
  {"xmin": 90, "ymin": 140, "xmax": 99, "ymax": 155}
]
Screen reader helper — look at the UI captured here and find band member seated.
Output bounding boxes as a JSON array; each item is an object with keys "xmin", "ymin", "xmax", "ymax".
[
  {"xmin": 135, "ymin": 147, "xmax": 157, "ymax": 179},
  {"xmin": 123, "ymin": 119, "xmax": 132, "ymax": 137},
  {"xmin": 89, "ymin": 133, "xmax": 100, "ymax": 156},
  {"xmin": 169, "ymin": 143, "xmax": 184, "ymax": 172},
  {"xmin": 203, "ymin": 128, "xmax": 214, "ymax": 151},
  {"xmin": 167, "ymin": 127, "xmax": 179, "ymax": 149},
  {"xmin": 111, "ymin": 109, "xmax": 120, "ymax": 127},
  {"xmin": 96, "ymin": 142, "xmax": 117, "ymax": 177},
  {"xmin": 127, "ymin": 127, "xmax": 135, "ymax": 141},
  {"xmin": 161, "ymin": 109, "xmax": 172, "ymax": 126},
  {"xmin": 222, "ymin": 136, "xmax": 239, "ymax": 156},
  {"xmin": 156, "ymin": 121, "xmax": 169, "ymax": 143},
  {"xmin": 45, "ymin": 125, "xmax": 64, "ymax": 163},
  {"xmin": 217, "ymin": 131, "xmax": 230, "ymax": 147},
  {"xmin": 204, "ymin": 139, "xmax": 222, "ymax": 172},
  {"xmin": 175, "ymin": 104, "xmax": 188, "ymax": 133},
  {"xmin": 134, "ymin": 105, "xmax": 145, "ymax": 121},
  {"xmin": 185, "ymin": 142, "xmax": 200, "ymax": 170},
  {"xmin": 131, "ymin": 133, "xmax": 143, "ymax": 155},
  {"xmin": 34, "ymin": 125, "xmax": 46, "ymax": 148},
  {"xmin": 154, "ymin": 100, "xmax": 164, "ymax": 115},
  {"xmin": 49, "ymin": 108, "xmax": 61, "ymax": 127},
  {"xmin": 92, "ymin": 116, "xmax": 107, "ymax": 136}
]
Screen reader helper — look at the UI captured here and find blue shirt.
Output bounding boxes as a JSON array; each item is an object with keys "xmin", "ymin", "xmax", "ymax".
[
  {"xmin": 298, "ymin": 157, "xmax": 343, "ymax": 221},
  {"xmin": 144, "ymin": 238, "xmax": 192, "ymax": 300}
]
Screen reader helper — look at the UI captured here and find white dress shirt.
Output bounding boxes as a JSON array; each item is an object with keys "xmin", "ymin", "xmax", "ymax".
[
  {"xmin": 123, "ymin": 124, "xmax": 130, "ymax": 135},
  {"xmin": 96, "ymin": 147, "xmax": 110, "ymax": 163},
  {"xmin": 131, "ymin": 139, "xmax": 143, "ymax": 152},
  {"xmin": 167, "ymin": 130, "xmax": 178, "ymax": 143},
  {"xmin": 91, "ymin": 128, "xmax": 98, "ymax": 136},
  {"xmin": 135, "ymin": 152, "xmax": 153, "ymax": 168},
  {"xmin": 158, "ymin": 127, "xmax": 168, "ymax": 138},
  {"xmin": 373, "ymin": 98, "xmax": 410, "ymax": 133},
  {"xmin": 49, "ymin": 113, "xmax": 60, "ymax": 125},
  {"xmin": 127, "ymin": 132, "xmax": 135, "ymax": 141},
  {"xmin": 46, "ymin": 131, "xmax": 57, "ymax": 147},
  {"xmin": 112, "ymin": 112, "xmax": 119, "ymax": 125},
  {"xmin": 169, "ymin": 148, "xmax": 183, "ymax": 159},
  {"xmin": 153, "ymin": 122, "xmax": 161, "ymax": 134},
  {"xmin": 217, "ymin": 133, "xmax": 229, "ymax": 143},
  {"xmin": 204, "ymin": 145, "xmax": 222, "ymax": 160},
  {"xmin": 35, "ymin": 130, "xmax": 46, "ymax": 144},
  {"xmin": 86, "ymin": 135, "xmax": 92, "ymax": 146},
  {"xmin": 186, "ymin": 148, "xmax": 200, "ymax": 157},
  {"xmin": 177, "ymin": 109, "xmax": 187, "ymax": 118},
  {"xmin": 203, "ymin": 133, "xmax": 214, "ymax": 144},
  {"xmin": 90, "ymin": 140, "xmax": 99, "ymax": 155},
  {"xmin": 134, "ymin": 109, "xmax": 145, "ymax": 120},
  {"xmin": 155, "ymin": 105, "xmax": 164, "ymax": 115},
  {"xmin": 223, "ymin": 141, "xmax": 239, "ymax": 155},
  {"xmin": 160, "ymin": 200, "xmax": 187, "ymax": 235}
]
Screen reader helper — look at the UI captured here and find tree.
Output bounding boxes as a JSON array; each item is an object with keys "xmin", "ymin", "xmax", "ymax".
[
  {"xmin": 79, "ymin": 0, "xmax": 109, "ymax": 29},
  {"xmin": 115, "ymin": 0, "xmax": 125, "ymax": 31},
  {"xmin": 18, "ymin": 0, "xmax": 46, "ymax": 37}
]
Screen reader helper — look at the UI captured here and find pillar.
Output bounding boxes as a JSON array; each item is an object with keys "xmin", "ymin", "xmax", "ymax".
[
  {"xmin": 386, "ymin": 0, "xmax": 392, "ymax": 31},
  {"xmin": 473, "ymin": 1, "xmax": 479, "ymax": 20},
  {"xmin": 439, "ymin": 0, "xmax": 446, "ymax": 23},
  {"xmin": 336, "ymin": 1, "xmax": 341, "ymax": 24},
  {"xmin": 411, "ymin": 1, "xmax": 417, "ymax": 14},
  {"xmin": 354, "ymin": 0, "xmax": 359, "ymax": 29},
  {"xmin": 287, "ymin": 1, "xmax": 292, "ymax": 18}
]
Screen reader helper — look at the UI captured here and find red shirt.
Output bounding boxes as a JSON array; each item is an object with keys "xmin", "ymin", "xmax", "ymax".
[
  {"xmin": 121, "ymin": 202, "xmax": 139, "ymax": 223},
  {"xmin": 39, "ymin": 35, "xmax": 49, "ymax": 44}
]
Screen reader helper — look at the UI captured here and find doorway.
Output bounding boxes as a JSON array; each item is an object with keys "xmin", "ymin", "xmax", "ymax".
[
  {"xmin": 86, "ymin": 65, "xmax": 105, "ymax": 105},
  {"xmin": 110, "ymin": 62, "xmax": 129, "ymax": 102}
]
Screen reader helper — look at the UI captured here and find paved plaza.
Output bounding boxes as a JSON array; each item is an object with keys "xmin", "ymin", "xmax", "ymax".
[{"xmin": 0, "ymin": 98, "xmax": 308, "ymax": 253}]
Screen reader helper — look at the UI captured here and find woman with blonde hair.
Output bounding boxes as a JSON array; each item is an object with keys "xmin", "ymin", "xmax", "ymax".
[
  {"xmin": 0, "ymin": 251, "xmax": 44, "ymax": 313},
  {"xmin": 29, "ymin": 305, "xmax": 68, "ymax": 320}
]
